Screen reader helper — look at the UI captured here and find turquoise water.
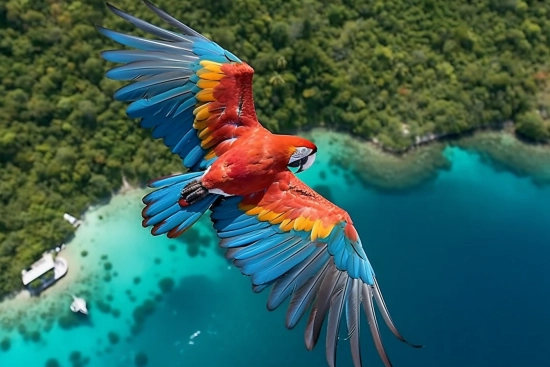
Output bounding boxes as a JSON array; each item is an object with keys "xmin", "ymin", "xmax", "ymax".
[{"xmin": 1, "ymin": 133, "xmax": 550, "ymax": 367}]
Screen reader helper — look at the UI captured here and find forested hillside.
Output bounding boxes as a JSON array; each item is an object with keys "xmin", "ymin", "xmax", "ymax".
[{"xmin": 1, "ymin": 0, "xmax": 550, "ymax": 297}]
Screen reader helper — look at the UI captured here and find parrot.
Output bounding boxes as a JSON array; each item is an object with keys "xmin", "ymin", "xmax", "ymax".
[{"xmin": 97, "ymin": 2, "xmax": 422, "ymax": 366}]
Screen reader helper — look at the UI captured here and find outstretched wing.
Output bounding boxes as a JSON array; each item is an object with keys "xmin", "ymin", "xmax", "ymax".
[
  {"xmin": 98, "ymin": 1, "xmax": 264, "ymax": 171},
  {"xmin": 210, "ymin": 171, "xmax": 421, "ymax": 367}
]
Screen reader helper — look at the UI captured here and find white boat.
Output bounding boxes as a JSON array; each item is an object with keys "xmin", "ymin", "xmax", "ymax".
[
  {"xmin": 68, "ymin": 293, "xmax": 88, "ymax": 315},
  {"xmin": 63, "ymin": 213, "xmax": 82, "ymax": 228}
]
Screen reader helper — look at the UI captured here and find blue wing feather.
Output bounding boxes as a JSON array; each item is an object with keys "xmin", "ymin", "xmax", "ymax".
[
  {"xmin": 267, "ymin": 246, "xmax": 330, "ymax": 310},
  {"xmin": 236, "ymin": 237, "xmax": 302, "ymax": 273},
  {"xmin": 171, "ymin": 125, "xmax": 199, "ymax": 152},
  {"xmin": 233, "ymin": 234, "xmax": 292, "ymax": 260},
  {"xmin": 209, "ymin": 195, "xmax": 419, "ymax": 367},
  {"xmin": 114, "ymin": 72, "xmax": 191, "ymax": 102},
  {"xmin": 99, "ymin": 4, "xmax": 244, "ymax": 170},
  {"xmin": 101, "ymin": 3, "xmax": 419, "ymax": 366},
  {"xmin": 105, "ymin": 3, "xmax": 190, "ymax": 43}
]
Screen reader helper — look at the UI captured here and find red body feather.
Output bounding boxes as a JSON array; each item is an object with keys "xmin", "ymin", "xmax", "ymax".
[
  {"xmin": 100, "ymin": 5, "xmax": 420, "ymax": 366},
  {"xmin": 202, "ymin": 130, "xmax": 317, "ymax": 196},
  {"xmin": 239, "ymin": 170, "xmax": 359, "ymax": 241}
]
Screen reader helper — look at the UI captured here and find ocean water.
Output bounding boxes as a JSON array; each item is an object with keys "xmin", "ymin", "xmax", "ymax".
[{"xmin": 1, "ymin": 132, "xmax": 550, "ymax": 367}]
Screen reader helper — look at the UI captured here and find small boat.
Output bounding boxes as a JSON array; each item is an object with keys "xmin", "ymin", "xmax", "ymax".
[
  {"xmin": 68, "ymin": 293, "xmax": 88, "ymax": 315},
  {"xmin": 63, "ymin": 213, "xmax": 82, "ymax": 228}
]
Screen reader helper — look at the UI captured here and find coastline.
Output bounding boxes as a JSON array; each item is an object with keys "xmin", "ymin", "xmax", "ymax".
[
  {"xmin": 0, "ymin": 185, "xmax": 144, "ymax": 327},
  {"xmin": 0, "ymin": 127, "xmax": 548, "ymax": 366},
  {"xmin": 300, "ymin": 126, "xmax": 550, "ymax": 191},
  {"xmin": 0, "ymin": 186, "xmax": 229, "ymax": 365},
  {"xmin": 1, "ymin": 127, "xmax": 549, "ymax": 310},
  {"xmin": 294, "ymin": 119, "xmax": 547, "ymax": 155}
]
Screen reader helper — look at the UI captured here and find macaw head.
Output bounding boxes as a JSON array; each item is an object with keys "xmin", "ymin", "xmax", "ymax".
[{"xmin": 281, "ymin": 136, "xmax": 317, "ymax": 174}]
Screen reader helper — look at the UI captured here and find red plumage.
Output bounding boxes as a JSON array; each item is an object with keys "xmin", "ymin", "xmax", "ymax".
[
  {"xmin": 100, "ymin": 3, "xmax": 421, "ymax": 367},
  {"xmin": 203, "ymin": 131, "xmax": 317, "ymax": 196}
]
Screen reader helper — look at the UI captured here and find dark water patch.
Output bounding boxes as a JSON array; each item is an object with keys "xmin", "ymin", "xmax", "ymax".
[
  {"xmin": 107, "ymin": 331, "xmax": 120, "ymax": 345},
  {"xmin": 103, "ymin": 262, "xmax": 113, "ymax": 271},
  {"xmin": 45, "ymin": 358, "xmax": 60, "ymax": 367},
  {"xmin": 158, "ymin": 278, "xmax": 174, "ymax": 294},
  {"xmin": 69, "ymin": 351, "xmax": 90, "ymax": 367},
  {"xmin": 319, "ymin": 170, "xmax": 327, "ymax": 180},
  {"xmin": 0, "ymin": 337, "xmax": 11, "ymax": 351},
  {"xmin": 58, "ymin": 310, "xmax": 92, "ymax": 330},
  {"xmin": 175, "ymin": 226, "xmax": 217, "ymax": 258},
  {"xmin": 100, "ymin": 255, "xmax": 108, "ymax": 261},
  {"xmin": 168, "ymin": 244, "xmax": 176, "ymax": 252},
  {"xmin": 69, "ymin": 351, "xmax": 82, "ymax": 361},
  {"xmin": 95, "ymin": 300, "xmax": 111, "ymax": 314},
  {"xmin": 153, "ymin": 258, "xmax": 161, "ymax": 265},
  {"xmin": 29, "ymin": 330, "xmax": 41, "ymax": 343},
  {"xmin": 131, "ymin": 299, "xmax": 156, "ymax": 336},
  {"xmin": 103, "ymin": 274, "xmax": 112, "ymax": 283},
  {"xmin": 111, "ymin": 309, "xmax": 120, "ymax": 318},
  {"xmin": 133, "ymin": 277, "xmax": 141, "ymax": 285},
  {"xmin": 135, "ymin": 352, "xmax": 148, "ymax": 366},
  {"xmin": 81, "ymin": 250, "xmax": 88, "ymax": 257}
]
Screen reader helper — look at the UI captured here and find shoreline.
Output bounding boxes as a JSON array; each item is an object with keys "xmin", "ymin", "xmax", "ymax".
[
  {"xmin": 299, "ymin": 126, "xmax": 550, "ymax": 191},
  {"xmin": 293, "ymin": 119, "xmax": 548, "ymax": 155},
  {"xmin": 0, "ymin": 186, "xmax": 144, "ymax": 313},
  {"xmin": 1, "ymin": 127, "xmax": 549, "ymax": 306}
]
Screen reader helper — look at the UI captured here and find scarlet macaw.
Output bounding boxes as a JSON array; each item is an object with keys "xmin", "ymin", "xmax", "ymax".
[{"xmin": 98, "ymin": 2, "xmax": 422, "ymax": 366}]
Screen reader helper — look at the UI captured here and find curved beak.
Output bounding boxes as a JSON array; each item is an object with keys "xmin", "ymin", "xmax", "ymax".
[{"xmin": 296, "ymin": 152, "xmax": 316, "ymax": 173}]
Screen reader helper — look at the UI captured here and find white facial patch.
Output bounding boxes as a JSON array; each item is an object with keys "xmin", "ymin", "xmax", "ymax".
[
  {"xmin": 290, "ymin": 147, "xmax": 313, "ymax": 163},
  {"xmin": 300, "ymin": 152, "xmax": 316, "ymax": 172}
]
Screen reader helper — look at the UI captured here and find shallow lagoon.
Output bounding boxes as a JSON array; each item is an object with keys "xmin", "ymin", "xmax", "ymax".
[{"xmin": 1, "ymin": 131, "xmax": 549, "ymax": 367}]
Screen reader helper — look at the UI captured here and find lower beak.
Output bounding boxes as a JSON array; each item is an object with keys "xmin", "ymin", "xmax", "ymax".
[{"xmin": 296, "ymin": 156, "xmax": 309, "ymax": 173}]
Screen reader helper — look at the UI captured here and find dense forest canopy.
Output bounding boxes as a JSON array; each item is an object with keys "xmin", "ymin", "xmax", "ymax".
[{"xmin": 1, "ymin": 0, "xmax": 550, "ymax": 297}]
